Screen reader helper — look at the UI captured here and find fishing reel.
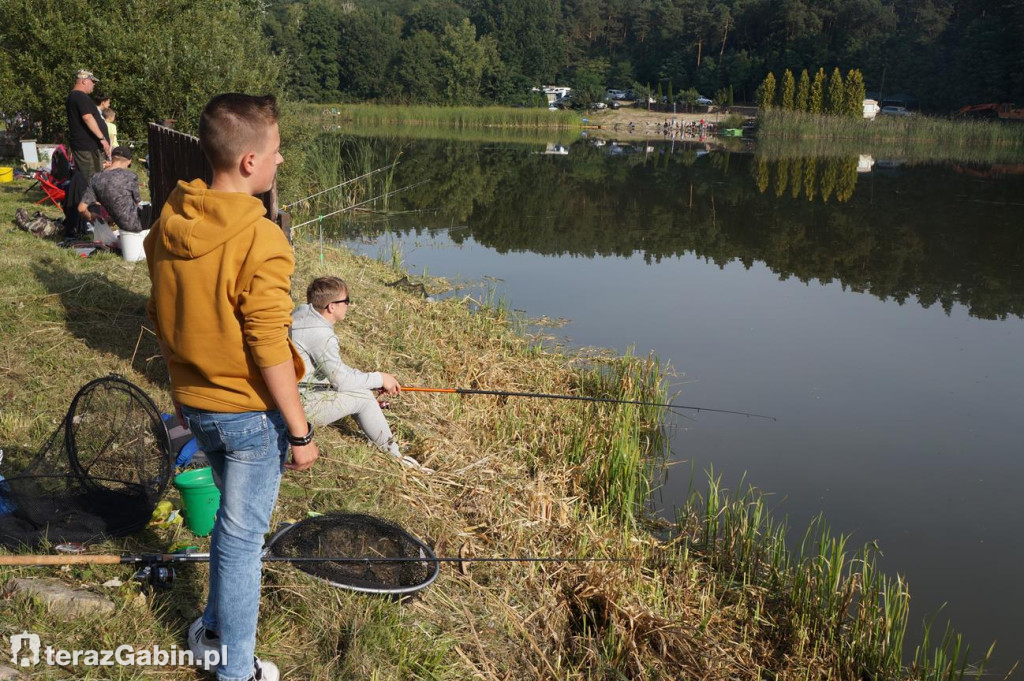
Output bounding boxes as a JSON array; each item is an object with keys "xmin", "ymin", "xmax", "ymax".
[{"xmin": 134, "ymin": 564, "xmax": 176, "ymax": 590}]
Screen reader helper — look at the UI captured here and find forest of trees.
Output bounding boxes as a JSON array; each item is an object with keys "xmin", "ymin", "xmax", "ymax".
[
  {"xmin": 0, "ymin": 0, "xmax": 282, "ymax": 143},
  {"xmin": 266, "ymin": 0, "xmax": 1024, "ymax": 111},
  {"xmin": 2, "ymin": 0, "xmax": 1022, "ymax": 145}
]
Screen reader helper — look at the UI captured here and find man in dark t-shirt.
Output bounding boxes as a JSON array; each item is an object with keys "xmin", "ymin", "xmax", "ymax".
[
  {"xmin": 77, "ymin": 147, "xmax": 142, "ymax": 233},
  {"xmin": 65, "ymin": 69, "xmax": 110, "ymax": 181}
]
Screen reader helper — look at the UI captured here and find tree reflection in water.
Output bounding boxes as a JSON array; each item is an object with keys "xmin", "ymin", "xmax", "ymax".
[{"xmin": 302, "ymin": 135, "xmax": 1024, "ymax": 321}]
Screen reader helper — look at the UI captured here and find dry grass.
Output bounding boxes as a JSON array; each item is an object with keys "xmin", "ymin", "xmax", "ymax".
[
  {"xmin": 0, "ymin": 177, "xmax": 996, "ymax": 680},
  {"xmin": 0, "ymin": 176, "xmax": 746, "ymax": 680}
]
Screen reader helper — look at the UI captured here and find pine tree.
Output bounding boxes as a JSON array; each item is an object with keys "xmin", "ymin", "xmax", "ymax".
[
  {"xmin": 844, "ymin": 69, "xmax": 866, "ymax": 117},
  {"xmin": 758, "ymin": 72, "xmax": 777, "ymax": 110},
  {"xmin": 796, "ymin": 69, "xmax": 810, "ymax": 111},
  {"xmin": 781, "ymin": 69, "xmax": 796, "ymax": 109},
  {"xmin": 826, "ymin": 67, "xmax": 845, "ymax": 115},
  {"xmin": 810, "ymin": 68, "xmax": 825, "ymax": 113}
]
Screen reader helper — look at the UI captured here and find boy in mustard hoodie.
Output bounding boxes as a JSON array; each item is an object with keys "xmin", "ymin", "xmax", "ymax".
[{"xmin": 145, "ymin": 93, "xmax": 317, "ymax": 681}]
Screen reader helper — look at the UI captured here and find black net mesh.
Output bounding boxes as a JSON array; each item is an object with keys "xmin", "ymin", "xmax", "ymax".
[
  {"xmin": 0, "ymin": 376, "xmax": 172, "ymax": 548},
  {"xmin": 268, "ymin": 513, "xmax": 438, "ymax": 594}
]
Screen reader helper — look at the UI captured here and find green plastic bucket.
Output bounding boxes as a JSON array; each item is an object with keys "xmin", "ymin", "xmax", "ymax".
[{"xmin": 173, "ymin": 467, "xmax": 220, "ymax": 536}]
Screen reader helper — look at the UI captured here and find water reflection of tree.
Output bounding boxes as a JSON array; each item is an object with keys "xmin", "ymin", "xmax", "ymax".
[
  {"xmin": 803, "ymin": 157, "xmax": 817, "ymax": 201},
  {"xmin": 790, "ymin": 157, "xmax": 804, "ymax": 200},
  {"xmin": 322, "ymin": 137, "xmax": 1024, "ymax": 321},
  {"xmin": 756, "ymin": 156, "xmax": 859, "ymax": 203}
]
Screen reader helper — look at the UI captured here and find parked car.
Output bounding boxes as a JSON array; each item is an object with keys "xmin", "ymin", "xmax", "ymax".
[
  {"xmin": 552, "ymin": 95, "xmax": 573, "ymax": 109},
  {"xmin": 880, "ymin": 105, "xmax": 914, "ymax": 117},
  {"xmin": 695, "ymin": 96, "xmax": 713, "ymax": 106},
  {"xmin": 606, "ymin": 89, "xmax": 628, "ymax": 100}
]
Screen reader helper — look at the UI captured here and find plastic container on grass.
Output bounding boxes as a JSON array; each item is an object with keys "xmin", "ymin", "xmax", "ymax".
[
  {"xmin": 173, "ymin": 467, "xmax": 220, "ymax": 536},
  {"xmin": 120, "ymin": 229, "xmax": 150, "ymax": 262}
]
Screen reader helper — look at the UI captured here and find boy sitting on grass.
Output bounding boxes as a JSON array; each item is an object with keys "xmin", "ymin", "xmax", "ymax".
[
  {"xmin": 145, "ymin": 92, "xmax": 317, "ymax": 681},
  {"xmin": 291, "ymin": 276, "xmax": 431, "ymax": 472}
]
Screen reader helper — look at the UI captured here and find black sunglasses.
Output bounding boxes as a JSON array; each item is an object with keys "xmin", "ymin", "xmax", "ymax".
[{"xmin": 328, "ymin": 297, "xmax": 351, "ymax": 307}]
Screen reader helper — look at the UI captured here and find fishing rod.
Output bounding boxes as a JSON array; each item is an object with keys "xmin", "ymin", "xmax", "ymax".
[
  {"xmin": 403, "ymin": 386, "xmax": 776, "ymax": 421},
  {"xmin": 0, "ymin": 553, "xmax": 633, "ymax": 566},
  {"xmin": 291, "ymin": 180, "xmax": 429, "ymax": 232},
  {"xmin": 280, "ymin": 162, "xmax": 400, "ymax": 210},
  {"xmin": 0, "ymin": 513, "xmax": 651, "ymax": 594}
]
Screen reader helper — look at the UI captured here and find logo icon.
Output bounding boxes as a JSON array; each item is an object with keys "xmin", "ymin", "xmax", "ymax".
[{"xmin": 10, "ymin": 631, "xmax": 41, "ymax": 667}]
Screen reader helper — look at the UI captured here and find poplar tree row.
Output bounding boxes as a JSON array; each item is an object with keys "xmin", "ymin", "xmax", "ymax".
[{"xmin": 757, "ymin": 68, "xmax": 867, "ymax": 117}]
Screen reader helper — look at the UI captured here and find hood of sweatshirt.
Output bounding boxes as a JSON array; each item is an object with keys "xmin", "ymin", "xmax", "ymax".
[{"xmin": 157, "ymin": 179, "xmax": 269, "ymax": 259}]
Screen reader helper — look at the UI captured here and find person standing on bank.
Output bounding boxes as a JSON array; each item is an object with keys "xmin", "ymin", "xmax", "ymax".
[
  {"xmin": 102, "ymin": 108, "xmax": 119, "ymax": 147},
  {"xmin": 145, "ymin": 92, "xmax": 316, "ymax": 681},
  {"xmin": 66, "ymin": 70, "xmax": 110, "ymax": 180}
]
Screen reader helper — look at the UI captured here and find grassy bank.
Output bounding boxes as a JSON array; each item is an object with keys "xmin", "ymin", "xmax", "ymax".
[
  {"xmin": 293, "ymin": 102, "xmax": 581, "ymax": 130},
  {"xmin": 758, "ymin": 109, "xmax": 1024, "ymax": 164},
  {"xmin": 0, "ymin": 176, "xmax": 998, "ymax": 679}
]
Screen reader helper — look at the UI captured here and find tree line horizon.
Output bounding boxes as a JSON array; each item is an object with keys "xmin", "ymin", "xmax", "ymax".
[
  {"xmin": 267, "ymin": 0, "xmax": 1022, "ymax": 112},
  {"xmin": 2, "ymin": 0, "xmax": 1021, "ymax": 143}
]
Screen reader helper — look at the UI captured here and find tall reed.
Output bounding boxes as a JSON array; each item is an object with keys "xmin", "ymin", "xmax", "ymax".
[
  {"xmin": 758, "ymin": 109, "xmax": 1024, "ymax": 165},
  {"xmin": 565, "ymin": 351, "xmax": 669, "ymax": 524},
  {"xmin": 681, "ymin": 472, "xmax": 992, "ymax": 680},
  {"xmin": 290, "ymin": 134, "xmax": 404, "ymax": 219},
  {"xmin": 303, "ymin": 103, "xmax": 580, "ymax": 130}
]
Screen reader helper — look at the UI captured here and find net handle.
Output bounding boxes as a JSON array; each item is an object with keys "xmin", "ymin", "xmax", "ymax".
[{"xmin": 0, "ymin": 554, "xmax": 124, "ymax": 566}]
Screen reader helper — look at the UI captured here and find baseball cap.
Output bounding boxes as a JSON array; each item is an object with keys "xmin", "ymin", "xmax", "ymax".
[
  {"xmin": 111, "ymin": 146, "xmax": 132, "ymax": 161},
  {"xmin": 75, "ymin": 69, "xmax": 99, "ymax": 82}
]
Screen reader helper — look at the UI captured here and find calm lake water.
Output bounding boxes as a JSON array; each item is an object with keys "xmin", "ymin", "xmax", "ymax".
[{"xmin": 303, "ymin": 134, "xmax": 1024, "ymax": 669}]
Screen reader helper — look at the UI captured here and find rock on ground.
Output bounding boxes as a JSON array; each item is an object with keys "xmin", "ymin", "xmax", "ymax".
[{"xmin": 6, "ymin": 577, "xmax": 115, "ymax": 618}]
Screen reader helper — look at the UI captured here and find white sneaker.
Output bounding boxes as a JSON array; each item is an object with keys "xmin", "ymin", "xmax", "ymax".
[
  {"xmin": 186, "ymin": 617, "xmax": 220, "ymax": 671},
  {"xmin": 187, "ymin": 619, "xmax": 280, "ymax": 680},
  {"xmin": 252, "ymin": 657, "xmax": 279, "ymax": 681},
  {"xmin": 392, "ymin": 452, "xmax": 434, "ymax": 474}
]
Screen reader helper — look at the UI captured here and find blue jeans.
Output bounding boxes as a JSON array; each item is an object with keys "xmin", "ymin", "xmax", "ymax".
[{"xmin": 182, "ymin": 407, "xmax": 287, "ymax": 681}]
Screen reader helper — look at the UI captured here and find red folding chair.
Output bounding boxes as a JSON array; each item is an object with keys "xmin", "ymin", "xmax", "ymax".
[{"xmin": 31, "ymin": 170, "xmax": 67, "ymax": 207}]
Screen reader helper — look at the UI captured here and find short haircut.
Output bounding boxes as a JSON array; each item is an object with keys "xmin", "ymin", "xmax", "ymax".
[
  {"xmin": 103, "ymin": 108, "xmax": 115, "ymax": 121},
  {"xmin": 199, "ymin": 93, "xmax": 279, "ymax": 171},
  {"xmin": 93, "ymin": 92, "xmax": 109, "ymax": 105},
  {"xmin": 307, "ymin": 277, "xmax": 347, "ymax": 309}
]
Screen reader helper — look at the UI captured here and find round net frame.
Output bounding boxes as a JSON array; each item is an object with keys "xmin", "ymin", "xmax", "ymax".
[
  {"xmin": 266, "ymin": 513, "xmax": 440, "ymax": 595},
  {"xmin": 0, "ymin": 376, "xmax": 172, "ymax": 548}
]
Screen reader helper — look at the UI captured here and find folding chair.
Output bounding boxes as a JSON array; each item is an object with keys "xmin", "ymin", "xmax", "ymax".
[
  {"xmin": 32, "ymin": 170, "xmax": 67, "ymax": 207},
  {"xmin": 23, "ymin": 145, "xmax": 73, "ymax": 202}
]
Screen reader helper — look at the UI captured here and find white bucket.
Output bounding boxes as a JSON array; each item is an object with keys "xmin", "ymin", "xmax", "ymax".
[{"xmin": 120, "ymin": 229, "xmax": 149, "ymax": 262}]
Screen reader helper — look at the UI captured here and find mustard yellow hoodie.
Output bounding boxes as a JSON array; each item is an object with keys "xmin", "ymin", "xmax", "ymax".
[{"xmin": 144, "ymin": 179, "xmax": 303, "ymax": 412}]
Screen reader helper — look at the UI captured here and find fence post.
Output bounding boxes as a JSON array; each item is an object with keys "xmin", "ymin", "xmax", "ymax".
[{"xmin": 147, "ymin": 122, "xmax": 286, "ymax": 240}]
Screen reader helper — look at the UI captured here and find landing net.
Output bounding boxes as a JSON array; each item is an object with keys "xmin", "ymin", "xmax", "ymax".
[{"xmin": 0, "ymin": 376, "xmax": 172, "ymax": 548}]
